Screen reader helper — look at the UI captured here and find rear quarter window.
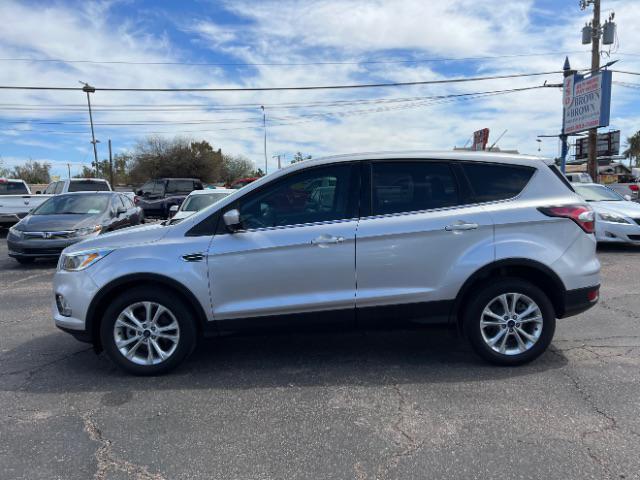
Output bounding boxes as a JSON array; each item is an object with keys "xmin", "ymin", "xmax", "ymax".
[
  {"xmin": 68, "ymin": 180, "xmax": 110, "ymax": 192},
  {"xmin": 461, "ymin": 162, "xmax": 535, "ymax": 203}
]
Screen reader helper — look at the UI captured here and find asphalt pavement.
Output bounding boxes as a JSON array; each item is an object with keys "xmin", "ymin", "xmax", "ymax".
[{"xmin": 1, "ymin": 229, "xmax": 639, "ymax": 480}]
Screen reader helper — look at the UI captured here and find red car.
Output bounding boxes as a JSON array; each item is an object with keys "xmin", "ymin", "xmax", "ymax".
[{"xmin": 228, "ymin": 177, "xmax": 259, "ymax": 189}]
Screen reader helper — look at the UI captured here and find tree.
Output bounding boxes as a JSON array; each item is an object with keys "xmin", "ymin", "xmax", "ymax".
[
  {"xmin": 220, "ymin": 154, "xmax": 256, "ymax": 184},
  {"xmin": 127, "ymin": 136, "xmax": 223, "ymax": 184},
  {"xmin": 0, "ymin": 157, "xmax": 10, "ymax": 177},
  {"xmin": 11, "ymin": 160, "xmax": 51, "ymax": 184},
  {"xmin": 291, "ymin": 151, "xmax": 312, "ymax": 163},
  {"xmin": 623, "ymin": 130, "xmax": 640, "ymax": 168}
]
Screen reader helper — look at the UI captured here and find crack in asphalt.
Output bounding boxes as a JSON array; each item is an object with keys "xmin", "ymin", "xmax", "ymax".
[
  {"xmin": 82, "ymin": 411, "xmax": 166, "ymax": 480},
  {"xmin": 375, "ymin": 384, "xmax": 424, "ymax": 480}
]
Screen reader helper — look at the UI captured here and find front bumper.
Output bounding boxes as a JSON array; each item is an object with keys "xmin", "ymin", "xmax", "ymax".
[
  {"xmin": 52, "ymin": 268, "xmax": 100, "ymax": 342},
  {"xmin": 0, "ymin": 212, "xmax": 28, "ymax": 227},
  {"xmin": 558, "ymin": 285, "xmax": 600, "ymax": 318},
  {"xmin": 596, "ymin": 221, "xmax": 640, "ymax": 244},
  {"xmin": 7, "ymin": 236, "xmax": 82, "ymax": 258}
]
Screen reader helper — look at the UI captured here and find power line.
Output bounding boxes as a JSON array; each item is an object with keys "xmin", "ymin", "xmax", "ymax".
[
  {"xmin": 0, "ymin": 51, "xmax": 595, "ymax": 67},
  {"xmin": 611, "ymin": 69, "xmax": 640, "ymax": 76},
  {"xmin": 0, "ymin": 70, "xmax": 564, "ymax": 92}
]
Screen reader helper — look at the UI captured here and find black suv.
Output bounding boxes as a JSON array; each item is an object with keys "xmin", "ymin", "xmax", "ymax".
[{"xmin": 136, "ymin": 178, "xmax": 203, "ymax": 218}]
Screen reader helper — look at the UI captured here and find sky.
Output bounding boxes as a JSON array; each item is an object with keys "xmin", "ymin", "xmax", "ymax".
[{"xmin": 0, "ymin": 0, "xmax": 639, "ymax": 179}]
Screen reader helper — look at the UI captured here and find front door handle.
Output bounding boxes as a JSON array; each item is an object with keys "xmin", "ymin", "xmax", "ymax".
[
  {"xmin": 311, "ymin": 234, "xmax": 345, "ymax": 246},
  {"xmin": 445, "ymin": 221, "xmax": 479, "ymax": 232}
]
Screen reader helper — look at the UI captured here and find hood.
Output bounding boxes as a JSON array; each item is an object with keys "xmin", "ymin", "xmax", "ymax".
[
  {"xmin": 591, "ymin": 201, "xmax": 640, "ymax": 219},
  {"xmin": 64, "ymin": 223, "xmax": 169, "ymax": 254},
  {"xmin": 171, "ymin": 210, "xmax": 195, "ymax": 221},
  {"xmin": 16, "ymin": 213, "xmax": 101, "ymax": 232}
]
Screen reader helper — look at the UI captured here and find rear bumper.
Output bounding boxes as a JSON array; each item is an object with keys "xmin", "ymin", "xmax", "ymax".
[{"xmin": 558, "ymin": 285, "xmax": 600, "ymax": 318}]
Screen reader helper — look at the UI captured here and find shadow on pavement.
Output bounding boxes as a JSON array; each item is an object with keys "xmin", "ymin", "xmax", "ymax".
[
  {"xmin": 2, "ymin": 327, "xmax": 568, "ymax": 395},
  {"xmin": 597, "ymin": 243, "xmax": 640, "ymax": 253}
]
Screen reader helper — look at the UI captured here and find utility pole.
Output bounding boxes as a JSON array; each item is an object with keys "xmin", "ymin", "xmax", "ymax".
[
  {"xmin": 560, "ymin": 57, "xmax": 576, "ymax": 174},
  {"xmin": 261, "ymin": 105, "xmax": 267, "ymax": 174},
  {"xmin": 588, "ymin": 0, "xmax": 601, "ymax": 183},
  {"xmin": 272, "ymin": 154, "xmax": 282, "ymax": 169},
  {"xmin": 67, "ymin": 163, "xmax": 71, "ymax": 179},
  {"xmin": 108, "ymin": 139, "xmax": 114, "ymax": 186},
  {"xmin": 81, "ymin": 82, "xmax": 99, "ymax": 177}
]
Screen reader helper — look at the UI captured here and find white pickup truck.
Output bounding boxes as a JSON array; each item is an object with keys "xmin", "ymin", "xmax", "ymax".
[{"xmin": 0, "ymin": 178, "xmax": 112, "ymax": 227}]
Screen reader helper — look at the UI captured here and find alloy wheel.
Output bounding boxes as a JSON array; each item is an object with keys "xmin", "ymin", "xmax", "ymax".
[
  {"xmin": 479, "ymin": 293, "xmax": 543, "ymax": 356},
  {"xmin": 113, "ymin": 301, "xmax": 181, "ymax": 366}
]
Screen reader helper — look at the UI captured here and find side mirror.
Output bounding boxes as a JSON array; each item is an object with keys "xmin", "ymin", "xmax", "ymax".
[
  {"xmin": 223, "ymin": 209, "xmax": 242, "ymax": 232},
  {"xmin": 169, "ymin": 205, "xmax": 179, "ymax": 217},
  {"xmin": 624, "ymin": 194, "xmax": 632, "ymax": 201}
]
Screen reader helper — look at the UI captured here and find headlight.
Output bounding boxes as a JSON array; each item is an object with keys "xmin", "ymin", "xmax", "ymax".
[
  {"xmin": 8, "ymin": 226, "xmax": 23, "ymax": 239},
  {"xmin": 598, "ymin": 212, "xmax": 630, "ymax": 224},
  {"xmin": 71, "ymin": 225, "xmax": 102, "ymax": 237},
  {"xmin": 59, "ymin": 249, "xmax": 113, "ymax": 272}
]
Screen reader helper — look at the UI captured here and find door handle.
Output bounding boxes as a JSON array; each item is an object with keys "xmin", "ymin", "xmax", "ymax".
[
  {"xmin": 311, "ymin": 234, "xmax": 345, "ymax": 246},
  {"xmin": 445, "ymin": 221, "xmax": 479, "ymax": 232}
]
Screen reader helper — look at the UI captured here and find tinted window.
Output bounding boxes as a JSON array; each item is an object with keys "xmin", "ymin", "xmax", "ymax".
[
  {"xmin": 68, "ymin": 180, "xmax": 109, "ymax": 192},
  {"xmin": 371, "ymin": 161, "xmax": 458, "ymax": 215},
  {"xmin": 43, "ymin": 182, "xmax": 57, "ymax": 194},
  {"xmin": 167, "ymin": 180, "xmax": 195, "ymax": 193},
  {"xmin": 237, "ymin": 164, "xmax": 354, "ymax": 229},
  {"xmin": 462, "ymin": 163, "xmax": 534, "ymax": 202},
  {"xmin": 0, "ymin": 181, "xmax": 29, "ymax": 195},
  {"xmin": 54, "ymin": 181, "xmax": 64, "ymax": 194}
]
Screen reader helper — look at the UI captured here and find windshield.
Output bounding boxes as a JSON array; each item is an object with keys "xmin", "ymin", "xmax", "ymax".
[
  {"xmin": 32, "ymin": 194, "xmax": 110, "ymax": 215},
  {"xmin": 181, "ymin": 192, "xmax": 230, "ymax": 212},
  {"xmin": 573, "ymin": 184, "xmax": 624, "ymax": 202},
  {"xmin": 0, "ymin": 182, "xmax": 29, "ymax": 195}
]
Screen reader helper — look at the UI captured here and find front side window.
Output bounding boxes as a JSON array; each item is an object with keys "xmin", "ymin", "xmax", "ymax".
[
  {"xmin": 167, "ymin": 180, "xmax": 195, "ymax": 194},
  {"xmin": 237, "ymin": 164, "xmax": 355, "ymax": 229},
  {"xmin": 43, "ymin": 183, "xmax": 57, "ymax": 194},
  {"xmin": 462, "ymin": 163, "xmax": 534, "ymax": 203},
  {"xmin": 371, "ymin": 161, "xmax": 459, "ymax": 215},
  {"xmin": 54, "ymin": 181, "xmax": 65, "ymax": 194}
]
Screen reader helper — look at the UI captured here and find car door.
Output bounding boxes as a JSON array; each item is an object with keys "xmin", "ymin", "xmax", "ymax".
[
  {"xmin": 207, "ymin": 162, "xmax": 359, "ymax": 329},
  {"xmin": 355, "ymin": 159, "xmax": 495, "ymax": 325}
]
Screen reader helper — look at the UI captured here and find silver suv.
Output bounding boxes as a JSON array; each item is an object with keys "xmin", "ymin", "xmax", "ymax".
[{"xmin": 52, "ymin": 152, "xmax": 600, "ymax": 375}]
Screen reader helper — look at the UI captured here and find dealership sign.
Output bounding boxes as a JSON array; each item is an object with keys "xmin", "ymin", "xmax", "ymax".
[
  {"xmin": 563, "ymin": 70, "xmax": 612, "ymax": 135},
  {"xmin": 472, "ymin": 128, "xmax": 490, "ymax": 151}
]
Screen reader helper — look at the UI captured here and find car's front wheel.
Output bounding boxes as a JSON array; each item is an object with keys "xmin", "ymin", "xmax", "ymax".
[
  {"xmin": 463, "ymin": 278, "xmax": 555, "ymax": 366},
  {"xmin": 100, "ymin": 287, "xmax": 197, "ymax": 375}
]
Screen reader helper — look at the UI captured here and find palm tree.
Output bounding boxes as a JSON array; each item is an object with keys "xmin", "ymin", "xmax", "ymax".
[{"xmin": 623, "ymin": 131, "xmax": 640, "ymax": 168}]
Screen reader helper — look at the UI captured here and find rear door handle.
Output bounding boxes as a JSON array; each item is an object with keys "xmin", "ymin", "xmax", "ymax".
[
  {"xmin": 445, "ymin": 221, "xmax": 479, "ymax": 232},
  {"xmin": 311, "ymin": 234, "xmax": 345, "ymax": 246}
]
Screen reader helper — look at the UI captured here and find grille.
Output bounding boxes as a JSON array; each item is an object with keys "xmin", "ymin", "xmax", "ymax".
[
  {"xmin": 628, "ymin": 235, "xmax": 640, "ymax": 241},
  {"xmin": 18, "ymin": 247, "xmax": 65, "ymax": 255},
  {"xmin": 23, "ymin": 231, "xmax": 73, "ymax": 240}
]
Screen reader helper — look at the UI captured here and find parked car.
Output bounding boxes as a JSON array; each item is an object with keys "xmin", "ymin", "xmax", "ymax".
[
  {"xmin": 8, "ymin": 192, "xmax": 143, "ymax": 264},
  {"xmin": 565, "ymin": 172, "xmax": 593, "ymax": 183},
  {"xmin": 52, "ymin": 151, "xmax": 600, "ymax": 375},
  {"xmin": 573, "ymin": 183, "xmax": 640, "ymax": 244},
  {"xmin": 228, "ymin": 177, "xmax": 259, "ymax": 189},
  {"xmin": 168, "ymin": 188, "xmax": 233, "ymax": 224},
  {"xmin": 606, "ymin": 183, "xmax": 640, "ymax": 202},
  {"xmin": 40, "ymin": 178, "xmax": 111, "ymax": 195},
  {"xmin": 0, "ymin": 178, "xmax": 49, "ymax": 227},
  {"xmin": 136, "ymin": 178, "xmax": 203, "ymax": 218}
]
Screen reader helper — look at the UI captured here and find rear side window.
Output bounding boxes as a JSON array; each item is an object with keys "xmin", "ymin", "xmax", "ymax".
[
  {"xmin": 68, "ymin": 180, "xmax": 109, "ymax": 192},
  {"xmin": 461, "ymin": 163, "xmax": 534, "ymax": 203},
  {"xmin": 43, "ymin": 183, "xmax": 57, "ymax": 194},
  {"xmin": 0, "ymin": 182, "xmax": 29, "ymax": 194},
  {"xmin": 167, "ymin": 180, "xmax": 195, "ymax": 193},
  {"xmin": 54, "ymin": 181, "xmax": 64, "ymax": 194},
  {"xmin": 371, "ymin": 161, "xmax": 459, "ymax": 215}
]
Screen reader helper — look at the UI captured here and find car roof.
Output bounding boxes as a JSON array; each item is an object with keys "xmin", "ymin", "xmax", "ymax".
[
  {"xmin": 0, "ymin": 178, "xmax": 26, "ymax": 183},
  {"xmin": 53, "ymin": 191, "xmax": 115, "ymax": 196},
  {"xmin": 67, "ymin": 178, "xmax": 108, "ymax": 182}
]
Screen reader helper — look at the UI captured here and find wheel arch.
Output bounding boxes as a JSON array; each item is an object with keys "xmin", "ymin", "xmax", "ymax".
[
  {"xmin": 86, "ymin": 273, "xmax": 211, "ymax": 351},
  {"xmin": 452, "ymin": 258, "xmax": 567, "ymax": 328}
]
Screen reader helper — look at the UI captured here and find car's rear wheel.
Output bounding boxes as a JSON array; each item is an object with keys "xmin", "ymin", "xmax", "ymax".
[
  {"xmin": 100, "ymin": 287, "xmax": 197, "ymax": 375},
  {"xmin": 463, "ymin": 278, "xmax": 555, "ymax": 366}
]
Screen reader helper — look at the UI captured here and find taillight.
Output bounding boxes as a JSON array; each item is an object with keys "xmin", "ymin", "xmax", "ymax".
[
  {"xmin": 587, "ymin": 287, "xmax": 599, "ymax": 302},
  {"xmin": 538, "ymin": 205, "xmax": 595, "ymax": 233},
  {"xmin": 133, "ymin": 195, "xmax": 140, "ymax": 204},
  {"xmin": 629, "ymin": 185, "xmax": 639, "ymax": 192}
]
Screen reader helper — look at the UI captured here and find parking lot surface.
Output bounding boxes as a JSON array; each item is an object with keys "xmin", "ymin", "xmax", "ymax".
[{"xmin": 1, "ymin": 230, "xmax": 639, "ymax": 480}]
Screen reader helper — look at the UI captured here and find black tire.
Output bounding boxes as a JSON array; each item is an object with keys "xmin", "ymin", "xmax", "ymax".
[
  {"xmin": 15, "ymin": 257, "xmax": 35, "ymax": 265},
  {"xmin": 463, "ymin": 278, "xmax": 556, "ymax": 366},
  {"xmin": 100, "ymin": 286, "xmax": 197, "ymax": 375}
]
